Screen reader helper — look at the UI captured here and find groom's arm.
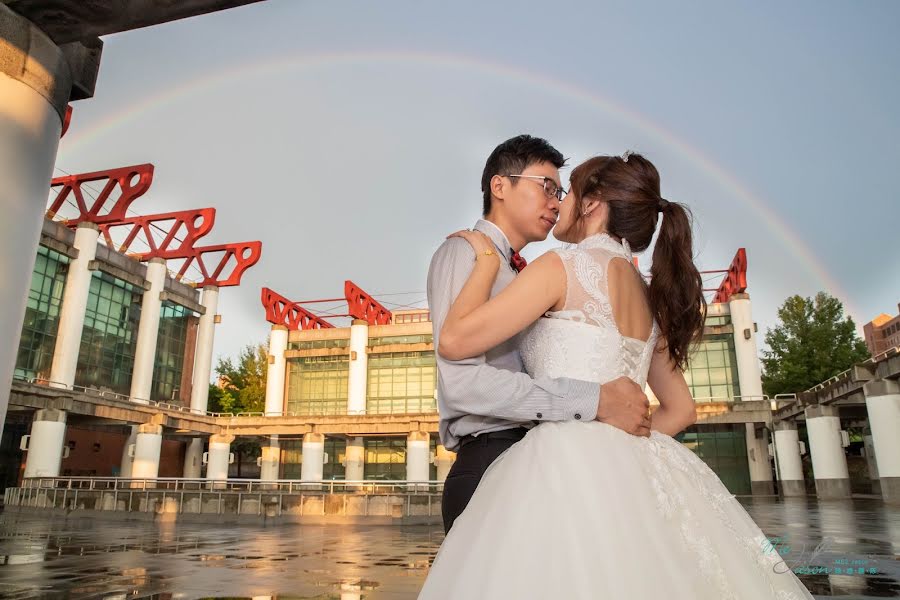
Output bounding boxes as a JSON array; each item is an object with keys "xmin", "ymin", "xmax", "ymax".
[{"xmin": 427, "ymin": 237, "xmax": 600, "ymax": 423}]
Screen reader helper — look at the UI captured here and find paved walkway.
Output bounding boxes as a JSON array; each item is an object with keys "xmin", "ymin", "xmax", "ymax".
[{"xmin": 0, "ymin": 497, "xmax": 897, "ymax": 599}]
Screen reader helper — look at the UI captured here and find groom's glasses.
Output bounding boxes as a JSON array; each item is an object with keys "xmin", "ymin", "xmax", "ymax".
[{"xmin": 505, "ymin": 175, "xmax": 567, "ymax": 202}]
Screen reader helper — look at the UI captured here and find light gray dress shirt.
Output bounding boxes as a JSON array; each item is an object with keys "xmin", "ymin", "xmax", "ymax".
[{"xmin": 426, "ymin": 219, "xmax": 601, "ymax": 452}]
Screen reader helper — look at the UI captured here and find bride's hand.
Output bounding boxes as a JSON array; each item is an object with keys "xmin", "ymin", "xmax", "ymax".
[{"xmin": 446, "ymin": 230, "xmax": 500, "ymax": 266}]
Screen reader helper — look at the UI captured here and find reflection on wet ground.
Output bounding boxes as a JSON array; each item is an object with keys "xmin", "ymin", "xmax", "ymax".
[{"xmin": 0, "ymin": 497, "xmax": 897, "ymax": 599}]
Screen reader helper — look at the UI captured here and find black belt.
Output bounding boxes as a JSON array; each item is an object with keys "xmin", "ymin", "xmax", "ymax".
[{"xmin": 459, "ymin": 427, "xmax": 529, "ymax": 449}]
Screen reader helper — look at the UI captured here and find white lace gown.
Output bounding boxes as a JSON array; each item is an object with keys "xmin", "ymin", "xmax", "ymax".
[{"xmin": 418, "ymin": 233, "xmax": 814, "ymax": 600}]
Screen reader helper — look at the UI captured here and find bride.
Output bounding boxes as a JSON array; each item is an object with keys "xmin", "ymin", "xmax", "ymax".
[{"xmin": 418, "ymin": 153, "xmax": 813, "ymax": 599}]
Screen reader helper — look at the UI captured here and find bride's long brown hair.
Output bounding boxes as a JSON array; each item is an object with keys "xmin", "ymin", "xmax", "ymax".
[{"xmin": 568, "ymin": 154, "xmax": 706, "ymax": 369}]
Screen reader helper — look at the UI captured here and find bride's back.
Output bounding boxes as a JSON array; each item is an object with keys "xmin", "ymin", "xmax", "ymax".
[{"xmin": 521, "ymin": 233, "xmax": 657, "ymax": 387}]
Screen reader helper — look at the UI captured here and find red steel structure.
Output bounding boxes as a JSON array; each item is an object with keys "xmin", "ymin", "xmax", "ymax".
[
  {"xmin": 99, "ymin": 208, "xmax": 216, "ymax": 255},
  {"xmin": 164, "ymin": 241, "xmax": 262, "ymax": 288},
  {"xmin": 712, "ymin": 248, "xmax": 748, "ymax": 304},
  {"xmin": 345, "ymin": 280, "xmax": 392, "ymax": 325},
  {"xmin": 261, "ymin": 287, "xmax": 334, "ymax": 330},
  {"xmin": 46, "ymin": 163, "xmax": 155, "ymax": 225}
]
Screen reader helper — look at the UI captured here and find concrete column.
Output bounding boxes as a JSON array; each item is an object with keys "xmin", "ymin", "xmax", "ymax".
[
  {"xmin": 345, "ymin": 436, "xmax": 365, "ymax": 481},
  {"xmin": 183, "ymin": 438, "xmax": 204, "ymax": 479},
  {"xmin": 805, "ymin": 405, "xmax": 851, "ymax": 499},
  {"xmin": 130, "ymin": 258, "xmax": 167, "ymax": 403},
  {"xmin": 22, "ymin": 409, "xmax": 67, "ymax": 478},
  {"xmin": 773, "ymin": 421, "xmax": 806, "ymax": 496},
  {"xmin": 189, "ymin": 285, "xmax": 219, "ymax": 414},
  {"xmin": 863, "ymin": 379, "xmax": 900, "ymax": 503},
  {"xmin": 300, "ymin": 432, "xmax": 325, "ymax": 482},
  {"xmin": 48, "ymin": 223, "xmax": 99, "ymax": 387},
  {"xmin": 131, "ymin": 423, "xmax": 163, "ymax": 481},
  {"xmin": 862, "ymin": 432, "xmax": 881, "ymax": 496},
  {"xmin": 259, "ymin": 435, "xmax": 281, "ymax": 481},
  {"xmin": 745, "ymin": 423, "xmax": 774, "ymax": 495},
  {"xmin": 205, "ymin": 434, "xmax": 234, "ymax": 481},
  {"xmin": 728, "ymin": 293, "xmax": 764, "ymax": 399},
  {"xmin": 435, "ymin": 445, "xmax": 456, "ymax": 482},
  {"xmin": 119, "ymin": 425, "xmax": 138, "ymax": 478},
  {"xmin": 347, "ymin": 320, "xmax": 369, "ymax": 415},
  {"xmin": 0, "ymin": 7, "xmax": 72, "ymax": 447},
  {"xmin": 264, "ymin": 325, "xmax": 288, "ymax": 416},
  {"xmin": 406, "ymin": 431, "xmax": 431, "ymax": 484}
]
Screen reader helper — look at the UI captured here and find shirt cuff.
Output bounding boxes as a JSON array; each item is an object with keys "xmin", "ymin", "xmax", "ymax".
[{"xmin": 565, "ymin": 379, "xmax": 601, "ymax": 422}]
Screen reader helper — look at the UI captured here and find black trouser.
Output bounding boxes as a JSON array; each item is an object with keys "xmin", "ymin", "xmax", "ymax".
[{"xmin": 442, "ymin": 427, "xmax": 528, "ymax": 534}]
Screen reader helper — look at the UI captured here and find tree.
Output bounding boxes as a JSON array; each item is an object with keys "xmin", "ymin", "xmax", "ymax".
[{"xmin": 761, "ymin": 292, "xmax": 869, "ymax": 396}]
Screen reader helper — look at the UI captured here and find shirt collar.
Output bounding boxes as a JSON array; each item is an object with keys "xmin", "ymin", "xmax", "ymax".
[{"xmin": 474, "ymin": 219, "xmax": 513, "ymax": 261}]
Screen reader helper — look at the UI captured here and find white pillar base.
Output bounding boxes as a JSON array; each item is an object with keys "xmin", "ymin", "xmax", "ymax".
[
  {"xmin": 864, "ymin": 380, "xmax": 900, "ymax": 504},
  {"xmin": 131, "ymin": 424, "xmax": 163, "ymax": 482},
  {"xmin": 345, "ymin": 437, "xmax": 364, "ymax": 481},
  {"xmin": 22, "ymin": 409, "xmax": 67, "ymax": 478},
  {"xmin": 260, "ymin": 435, "xmax": 281, "ymax": 481},
  {"xmin": 205, "ymin": 434, "xmax": 234, "ymax": 482},
  {"xmin": 119, "ymin": 425, "xmax": 138, "ymax": 478},
  {"xmin": 406, "ymin": 432, "xmax": 430, "ymax": 487},
  {"xmin": 183, "ymin": 438, "xmax": 204, "ymax": 479},
  {"xmin": 300, "ymin": 433, "xmax": 325, "ymax": 482},
  {"xmin": 805, "ymin": 405, "xmax": 851, "ymax": 499},
  {"xmin": 773, "ymin": 422, "xmax": 806, "ymax": 496},
  {"xmin": 746, "ymin": 423, "xmax": 775, "ymax": 495}
]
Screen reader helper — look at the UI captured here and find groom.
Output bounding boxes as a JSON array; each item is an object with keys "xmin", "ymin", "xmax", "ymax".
[{"xmin": 427, "ymin": 134, "xmax": 652, "ymax": 534}]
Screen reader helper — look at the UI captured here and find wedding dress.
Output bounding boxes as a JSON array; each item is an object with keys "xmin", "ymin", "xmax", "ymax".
[{"xmin": 418, "ymin": 233, "xmax": 814, "ymax": 599}]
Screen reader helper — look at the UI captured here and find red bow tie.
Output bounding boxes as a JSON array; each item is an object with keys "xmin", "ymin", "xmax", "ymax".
[{"xmin": 510, "ymin": 251, "xmax": 527, "ymax": 273}]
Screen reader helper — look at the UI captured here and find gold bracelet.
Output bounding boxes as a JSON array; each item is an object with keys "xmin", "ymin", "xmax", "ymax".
[{"xmin": 475, "ymin": 249, "xmax": 495, "ymax": 260}]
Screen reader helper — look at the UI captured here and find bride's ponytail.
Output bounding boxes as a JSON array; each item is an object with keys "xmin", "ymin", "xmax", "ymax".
[{"xmin": 648, "ymin": 200, "xmax": 705, "ymax": 369}]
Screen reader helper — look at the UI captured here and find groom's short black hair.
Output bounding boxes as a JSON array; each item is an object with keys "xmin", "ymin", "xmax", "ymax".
[{"xmin": 481, "ymin": 134, "xmax": 566, "ymax": 216}]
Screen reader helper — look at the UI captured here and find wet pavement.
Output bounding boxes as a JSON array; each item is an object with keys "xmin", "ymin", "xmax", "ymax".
[{"xmin": 0, "ymin": 497, "xmax": 897, "ymax": 599}]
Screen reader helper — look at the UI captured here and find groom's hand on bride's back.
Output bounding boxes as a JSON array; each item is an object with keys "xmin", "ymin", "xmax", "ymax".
[{"xmin": 596, "ymin": 377, "xmax": 651, "ymax": 437}]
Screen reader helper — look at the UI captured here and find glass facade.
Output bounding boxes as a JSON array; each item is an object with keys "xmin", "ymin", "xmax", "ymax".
[
  {"xmin": 366, "ymin": 351, "xmax": 437, "ymax": 414},
  {"xmin": 286, "ymin": 356, "xmax": 349, "ymax": 415},
  {"xmin": 74, "ymin": 272, "xmax": 141, "ymax": 396},
  {"xmin": 685, "ymin": 326, "xmax": 741, "ymax": 401},
  {"xmin": 364, "ymin": 437, "xmax": 407, "ymax": 480},
  {"xmin": 676, "ymin": 424, "xmax": 751, "ymax": 494},
  {"xmin": 151, "ymin": 301, "xmax": 192, "ymax": 402},
  {"xmin": 15, "ymin": 246, "xmax": 69, "ymax": 381}
]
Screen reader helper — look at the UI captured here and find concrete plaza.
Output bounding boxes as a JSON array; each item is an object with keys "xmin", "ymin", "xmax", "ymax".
[{"xmin": 0, "ymin": 497, "xmax": 898, "ymax": 599}]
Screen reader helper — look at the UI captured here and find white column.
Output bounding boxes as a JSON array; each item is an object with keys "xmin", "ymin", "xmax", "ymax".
[
  {"xmin": 0, "ymin": 7, "xmax": 69, "ymax": 447},
  {"xmin": 205, "ymin": 434, "xmax": 234, "ymax": 481},
  {"xmin": 805, "ymin": 405, "xmax": 851, "ymax": 499},
  {"xmin": 863, "ymin": 432, "xmax": 881, "ymax": 496},
  {"xmin": 48, "ymin": 223, "xmax": 99, "ymax": 387},
  {"xmin": 347, "ymin": 320, "xmax": 369, "ymax": 415},
  {"xmin": 728, "ymin": 293, "xmax": 764, "ymax": 399},
  {"xmin": 183, "ymin": 438, "xmax": 204, "ymax": 478},
  {"xmin": 22, "ymin": 409, "xmax": 67, "ymax": 478},
  {"xmin": 130, "ymin": 258, "xmax": 167, "ymax": 403},
  {"xmin": 189, "ymin": 285, "xmax": 219, "ymax": 414},
  {"xmin": 745, "ymin": 423, "xmax": 774, "ymax": 495},
  {"xmin": 345, "ymin": 437, "xmax": 365, "ymax": 481},
  {"xmin": 435, "ymin": 444, "xmax": 456, "ymax": 482},
  {"xmin": 260, "ymin": 435, "xmax": 281, "ymax": 481},
  {"xmin": 773, "ymin": 421, "xmax": 806, "ymax": 496},
  {"xmin": 863, "ymin": 380, "xmax": 900, "ymax": 503},
  {"xmin": 264, "ymin": 325, "xmax": 288, "ymax": 416},
  {"xmin": 406, "ymin": 431, "xmax": 430, "ymax": 485},
  {"xmin": 300, "ymin": 432, "xmax": 325, "ymax": 482},
  {"xmin": 131, "ymin": 423, "xmax": 163, "ymax": 480},
  {"xmin": 119, "ymin": 425, "xmax": 138, "ymax": 478}
]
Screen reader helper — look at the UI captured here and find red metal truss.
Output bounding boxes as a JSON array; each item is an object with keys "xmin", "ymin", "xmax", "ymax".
[
  {"xmin": 100, "ymin": 208, "xmax": 216, "ymax": 255},
  {"xmin": 345, "ymin": 280, "xmax": 393, "ymax": 325},
  {"xmin": 261, "ymin": 287, "xmax": 334, "ymax": 330},
  {"xmin": 61, "ymin": 105, "xmax": 72, "ymax": 138},
  {"xmin": 164, "ymin": 241, "xmax": 263, "ymax": 288},
  {"xmin": 47, "ymin": 163, "xmax": 155, "ymax": 225},
  {"xmin": 712, "ymin": 248, "xmax": 748, "ymax": 304}
]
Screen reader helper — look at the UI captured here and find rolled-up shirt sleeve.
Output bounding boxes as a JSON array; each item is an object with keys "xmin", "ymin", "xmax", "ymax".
[{"xmin": 427, "ymin": 237, "xmax": 601, "ymax": 425}]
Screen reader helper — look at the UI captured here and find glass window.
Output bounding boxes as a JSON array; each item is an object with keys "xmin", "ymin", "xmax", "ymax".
[
  {"xmin": 74, "ymin": 272, "xmax": 141, "ymax": 396},
  {"xmin": 675, "ymin": 424, "xmax": 751, "ymax": 494},
  {"xmin": 151, "ymin": 301, "xmax": 193, "ymax": 402},
  {"xmin": 364, "ymin": 437, "xmax": 407, "ymax": 480},
  {"xmin": 15, "ymin": 246, "xmax": 69, "ymax": 381},
  {"xmin": 685, "ymin": 332, "xmax": 741, "ymax": 401},
  {"xmin": 366, "ymin": 351, "xmax": 437, "ymax": 414},
  {"xmin": 286, "ymin": 355, "xmax": 349, "ymax": 415}
]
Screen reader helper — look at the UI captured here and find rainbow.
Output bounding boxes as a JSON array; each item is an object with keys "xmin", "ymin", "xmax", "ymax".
[{"xmin": 57, "ymin": 50, "xmax": 856, "ymax": 317}]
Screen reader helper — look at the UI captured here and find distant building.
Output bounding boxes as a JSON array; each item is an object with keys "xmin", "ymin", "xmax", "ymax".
[{"xmin": 863, "ymin": 304, "xmax": 900, "ymax": 356}]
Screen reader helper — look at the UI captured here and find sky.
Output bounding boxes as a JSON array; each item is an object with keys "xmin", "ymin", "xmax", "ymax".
[{"xmin": 51, "ymin": 0, "xmax": 900, "ymax": 368}]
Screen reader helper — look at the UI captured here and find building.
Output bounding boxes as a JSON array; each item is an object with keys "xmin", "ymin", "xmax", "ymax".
[{"xmin": 864, "ymin": 304, "xmax": 900, "ymax": 356}]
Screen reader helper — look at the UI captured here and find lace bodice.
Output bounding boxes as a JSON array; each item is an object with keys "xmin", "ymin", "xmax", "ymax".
[{"xmin": 520, "ymin": 233, "xmax": 658, "ymax": 386}]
